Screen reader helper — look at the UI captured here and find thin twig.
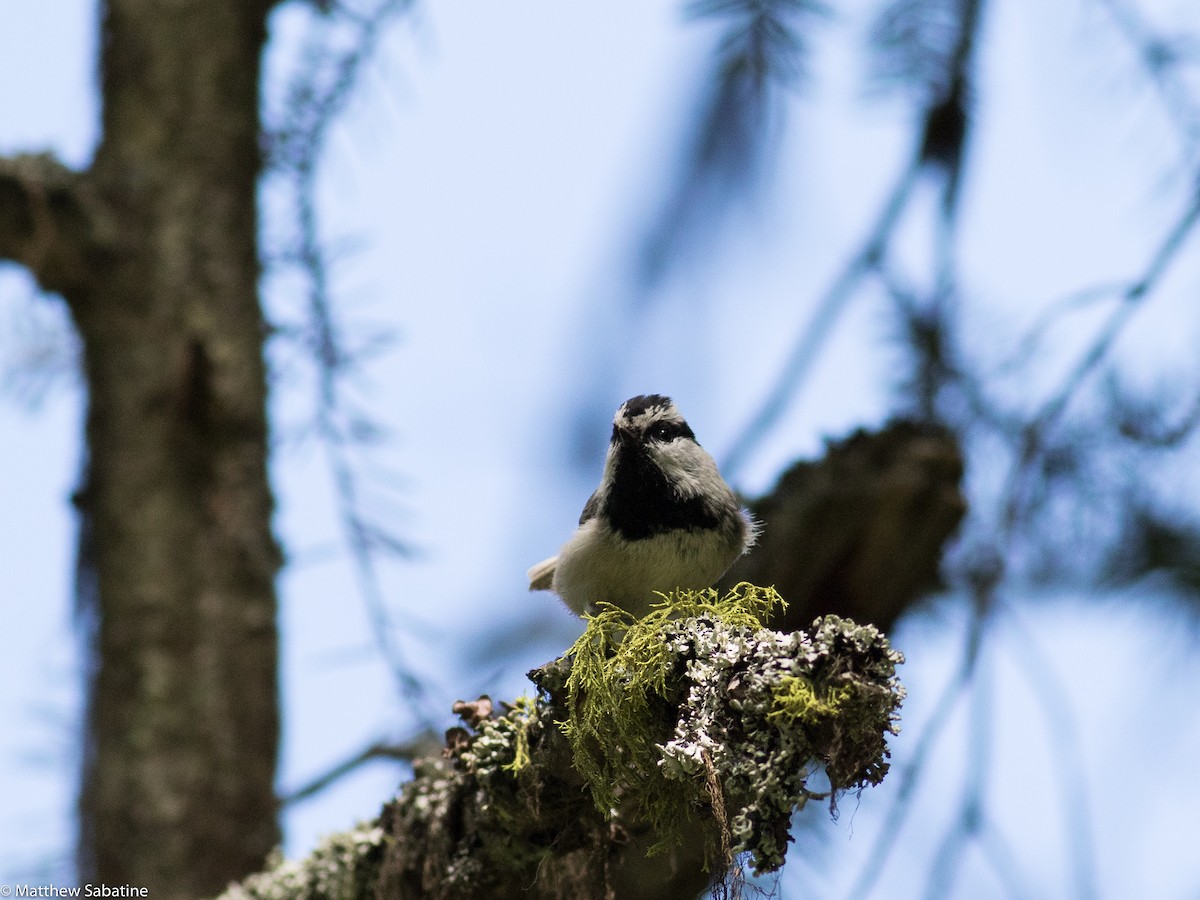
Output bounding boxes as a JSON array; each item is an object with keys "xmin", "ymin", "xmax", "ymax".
[
  {"xmin": 844, "ymin": 599, "xmax": 987, "ymax": 900},
  {"xmin": 999, "ymin": 186, "xmax": 1200, "ymax": 537},
  {"xmin": 722, "ymin": 152, "xmax": 921, "ymax": 478},
  {"xmin": 892, "ymin": 123, "xmax": 1200, "ymax": 900},
  {"xmin": 976, "ymin": 810, "xmax": 1039, "ymax": 900},
  {"xmin": 723, "ymin": 0, "xmax": 991, "ymax": 475},
  {"xmin": 1095, "ymin": 0, "xmax": 1200, "ymax": 164},
  {"xmin": 918, "ymin": 591, "xmax": 1033, "ymax": 900},
  {"xmin": 1116, "ymin": 383, "xmax": 1200, "ymax": 447},
  {"xmin": 991, "ymin": 282, "xmax": 1127, "ymax": 378},
  {"xmin": 281, "ymin": 733, "xmax": 439, "ymax": 806},
  {"xmin": 635, "ymin": 0, "xmax": 824, "ymax": 292},
  {"xmin": 270, "ymin": 0, "xmax": 437, "ymax": 725},
  {"xmin": 996, "ymin": 600, "xmax": 1099, "ymax": 900}
]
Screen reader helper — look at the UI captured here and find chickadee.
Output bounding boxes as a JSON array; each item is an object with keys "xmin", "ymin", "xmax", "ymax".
[{"xmin": 528, "ymin": 394, "xmax": 756, "ymax": 617}]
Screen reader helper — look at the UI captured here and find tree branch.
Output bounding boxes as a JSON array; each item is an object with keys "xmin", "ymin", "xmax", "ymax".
[
  {"xmin": 720, "ymin": 158, "xmax": 921, "ymax": 477},
  {"xmin": 279, "ymin": 732, "xmax": 441, "ymax": 807},
  {"xmin": 218, "ymin": 590, "xmax": 906, "ymax": 900},
  {"xmin": 0, "ymin": 152, "xmax": 110, "ymax": 300},
  {"xmin": 721, "ymin": 419, "xmax": 967, "ymax": 635}
]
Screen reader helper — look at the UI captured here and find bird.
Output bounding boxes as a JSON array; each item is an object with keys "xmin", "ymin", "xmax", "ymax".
[{"xmin": 528, "ymin": 394, "xmax": 756, "ymax": 617}]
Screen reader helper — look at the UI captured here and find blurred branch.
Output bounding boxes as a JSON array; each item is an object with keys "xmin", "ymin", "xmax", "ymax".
[
  {"xmin": 1002, "ymin": 184, "xmax": 1200, "ymax": 535},
  {"xmin": 1095, "ymin": 0, "xmax": 1200, "ymax": 164},
  {"xmin": 863, "ymin": 40, "xmax": 1200, "ymax": 897},
  {"xmin": 976, "ymin": 814, "xmax": 1037, "ymax": 900},
  {"xmin": 856, "ymin": 182, "xmax": 1200, "ymax": 900},
  {"xmin": 881, "ymin": 261, "xmax": 961, "ymax": 423},
  {"xmin": 1037, "ymin": 185, "xmax": 1200, "ymax": 427},
  {"xmin": 280, "ymin": 731, "xmax": 440, "ymax": 806},
  {"xmin": 881, "ymin": 0, "xmax": 985, "ymax": 419},
  {"xmin": 723, "ymin": 0, "xmax": 986, "ymax": 477},
  {"xmin": 908, "ymin": 594, "xmax": 1100, "ymax": 900},
  {"xmin": 721, "ymin": 157, "xmax": 920, "ymax": 477},
  {"xmin": 721, "ymin": 419, "xmax": 967, "ymax": 635},
  {"xmin": 267, "ymin": 0, "xmax": 438, "ymax": 724},
  {"xmin": 0, "ymin": 153, "xmax": 111, "ymax": 302},
  {"xmin": 991, "ymin": 281, "xmax": 1127, "ymax": 379},
  {"xmin": 920, "ymin": 591, "xmax": 1034, "ymax": 900},
  {"xmin": 635, "ymin": 0, "xmax": 826, "ymax": 293},
  {"xmin": 682, "ymin": 1, "xmax": 1197, "ymax": 896},
  {"xmin": 0, "ymin": 294, "xmax": 79, "ymax": 408},
  {"xmin": 916, "ymin": 0, "xmax": 984, "ymax": 221},
  {"xmin": 998, "ymin": 600, "xmax": 1099, "ymax": 900},
  {"xmin": 860, "ymin": 53, "xmax": 1200, "ymax": 900},
  {"xmin": 1113, "ymin": 380, "xmax": 1200, "ymax": 448},
  {"xmin": 845, "ymin": 572, "xmax": 989, "ymax": 900}
]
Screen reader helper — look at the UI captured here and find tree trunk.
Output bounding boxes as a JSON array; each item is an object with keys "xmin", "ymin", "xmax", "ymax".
[{"xmin": 0, "ymin": 2, "xmax": 281, "ymax": 896}]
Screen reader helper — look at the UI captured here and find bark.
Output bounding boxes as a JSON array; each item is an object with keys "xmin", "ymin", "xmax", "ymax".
[
  {"xmin": 721, "ymin": 419, "xmax": 967, "ymax": 634},
  {"xmin": 1, "ymin": 2, "xmax": 282, "ymax": 896}
]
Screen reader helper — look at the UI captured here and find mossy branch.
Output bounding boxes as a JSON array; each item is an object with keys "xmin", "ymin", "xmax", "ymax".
[{"xmin": 217, "ymin": 585, "xmax": 904, "ymax": 900}]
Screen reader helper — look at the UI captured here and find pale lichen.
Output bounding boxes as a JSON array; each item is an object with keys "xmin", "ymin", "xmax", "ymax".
[
  {"xmin": 657, "ymin": 610, "xmax": 904, "ymax": 872},
  {"xmin": 213, "ymin": 823, "xmax": 387, "ymax": 900},
  {"xmin": 459, "ymin": 695, "xmax": 537, "ymax": 776},
  {"xmin": 561, "ymin": 583, "xmax": 905, "ymax": 873}
]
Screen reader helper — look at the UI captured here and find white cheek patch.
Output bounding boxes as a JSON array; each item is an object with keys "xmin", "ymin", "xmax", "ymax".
[{"xmin": 649, "ymin": 440, "xmax": 722, "ymax": 498}]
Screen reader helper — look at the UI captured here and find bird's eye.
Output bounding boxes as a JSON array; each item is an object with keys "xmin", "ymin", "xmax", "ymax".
[{"xmin": 651, "ymin": 422, "xmax": 678, "ymax": 441}]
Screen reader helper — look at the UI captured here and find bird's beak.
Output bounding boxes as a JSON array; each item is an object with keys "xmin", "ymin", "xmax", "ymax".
[{"xmin": 612, "ymin": 423, "xmax": 636, "ymax": 448}]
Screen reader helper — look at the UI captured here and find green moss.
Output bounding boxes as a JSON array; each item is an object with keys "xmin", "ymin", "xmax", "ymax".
[
  {"xmin": 770, "ymin": 676, "xmax": 854, "ymax": 725},
  {"xmin": 501, "ymin": 695, "xmax": 534, "ymax": 774},
  {"xmin": 460, "ymin": 694, "xmax": 538, "ymax": 778},
  {"xmin": 561, "ymin": 583, "xmax": 786, "ymax": 856}
]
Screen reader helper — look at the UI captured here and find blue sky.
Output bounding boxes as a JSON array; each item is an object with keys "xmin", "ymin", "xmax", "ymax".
[{"xmin": 4, "ymin": 1, "xmax": 1200, "ymax": 897}]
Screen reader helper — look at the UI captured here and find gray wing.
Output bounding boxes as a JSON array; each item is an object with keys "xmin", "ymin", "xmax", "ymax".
[
  {"xmin": 529, "ymin": 491, "xmax": 600, "ymax": 592},
  {"xmin": 578, "ymin": 490, "xmax": 601, "ymax": 525}
]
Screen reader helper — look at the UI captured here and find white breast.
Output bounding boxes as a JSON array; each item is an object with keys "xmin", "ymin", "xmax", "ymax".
[{"xmin": 552, "ymin": 518, "xmax": 745, "ymax": 617}]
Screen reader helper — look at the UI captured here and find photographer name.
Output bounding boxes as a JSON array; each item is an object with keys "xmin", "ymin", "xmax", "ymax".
[{"xmin": 10, "ymin": 886, "xmax": 148, "ymax": 898}]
